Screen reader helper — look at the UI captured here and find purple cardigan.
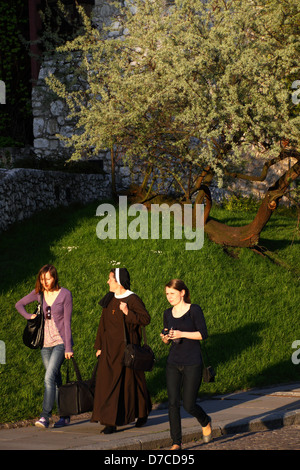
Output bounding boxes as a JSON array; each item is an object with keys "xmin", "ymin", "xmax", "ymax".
[{"xmin": 15, "ymin": 287, "xmax": 73, "ymax": 353}]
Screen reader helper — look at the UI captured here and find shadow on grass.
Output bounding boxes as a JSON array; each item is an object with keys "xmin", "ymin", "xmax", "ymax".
[
  {"xmin": 147, "ymin": 321, "xmax": 267, "ymax": 401},
  {"xmin": 259, "ymin": 237, "xmax": 300, "ymax": 252},
  {"xmin": 0, "ymin": 201, "xmax": 100, "ymax": 293}
]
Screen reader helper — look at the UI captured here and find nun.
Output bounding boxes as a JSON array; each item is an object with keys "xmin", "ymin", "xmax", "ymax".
[{"xmin": 91, "ymin": 268, "xmax": 152, "ymax": 434}]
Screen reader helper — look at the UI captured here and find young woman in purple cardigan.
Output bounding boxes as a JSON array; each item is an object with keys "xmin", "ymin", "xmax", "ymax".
[{"xmin": 15, "ymin": 264, "xmax": 74, "ymax": 428}]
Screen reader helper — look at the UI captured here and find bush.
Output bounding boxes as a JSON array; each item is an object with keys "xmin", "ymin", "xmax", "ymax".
[{"xmin": 223, "ymin": 194, "xmax": 260, "ymax": 212}]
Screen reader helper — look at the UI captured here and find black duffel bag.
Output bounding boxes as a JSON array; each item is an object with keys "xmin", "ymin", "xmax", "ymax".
[{"xmin": 58, "ymin": 357, "xmax": 98, "ymax": 416}]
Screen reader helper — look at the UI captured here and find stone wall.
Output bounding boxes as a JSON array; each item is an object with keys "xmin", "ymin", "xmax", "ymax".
[
  {"xmin": 0, "ymin": 168, "xmax": 111, "ymax": 233},
  {"xmin": 32, "ymin": 0, "xmax": 123, "ymax": 161},
  {"xmin": 31, "ymin": 0, "xmax": 129, "ymax": 192}
]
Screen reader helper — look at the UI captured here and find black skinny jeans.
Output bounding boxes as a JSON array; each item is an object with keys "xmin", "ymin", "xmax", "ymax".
[{"xmin": 166, "ymin": 363, "xmax": 210, "ymax": 446}]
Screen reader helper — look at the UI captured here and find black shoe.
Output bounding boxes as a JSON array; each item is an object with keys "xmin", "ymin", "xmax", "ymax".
[
  {"xmin": 135, "ymin": 417, "xmax": 147, "ymax": 428},
  {"xmin": 101, "ymin": 425, "xmax": 116, "ymax": 434}
]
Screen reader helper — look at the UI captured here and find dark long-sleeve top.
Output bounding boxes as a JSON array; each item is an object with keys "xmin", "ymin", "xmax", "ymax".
[
  {"xmin": 15, "ymin": 288, "xmax": 73, "ymax": 352},
  {"xmin": 163, "ymin": 303, "xmax": 208, "ymax": 366}
]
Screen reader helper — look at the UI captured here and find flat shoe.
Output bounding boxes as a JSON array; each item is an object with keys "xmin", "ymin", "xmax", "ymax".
[
  {"xmin": 54, "ymin": 417, "xmax": 70, "ymax": 428},
  {"xmin": 170, "ymin": 444, "xmax": 181, "ymax": 450},
  {"xmin": 35, "ymin": 417, "xmax": 49, "ymax": 429},
  {"xmin": 100, "ymin": 425, "xmax": 116, "ymax": 434},
  {"xmin": 203, "ymin": 433, "xmax": 212, "ymax": 443},
  {"xmin": 135, "ymin": 417, "xmax": 148, "ymax": 427},
  {"xmin": 202, "ymin": 417, "xmax": 212, "ymax": 443}
]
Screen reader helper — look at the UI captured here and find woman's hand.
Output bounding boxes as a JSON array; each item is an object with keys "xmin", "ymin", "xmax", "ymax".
[
  {"xmin": 96, "ymin": 349, "xmax": 101, "ymax": 357},
  {"xmin": 30, "ymin": 314, "xmax": 37, "ymax": 319},
  {"xmin": 160, "ymin": 333, "xmax": 171, "ymax": 344},
  {"xmin": 65, "ymin": 352, "xmax": 74, "ymax": 360},
  {"xmin": 169, "ymin": 329, "xmax": 182, "ymax": 341},
  {"xmin": 119, "ymin": 301, "xmax": 128, "ymax": 315}
]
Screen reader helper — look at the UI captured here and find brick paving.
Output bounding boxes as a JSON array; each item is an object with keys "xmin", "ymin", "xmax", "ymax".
[{"xmin": 180, "ymin": 425, "xmax": 300, "ymax": 450}]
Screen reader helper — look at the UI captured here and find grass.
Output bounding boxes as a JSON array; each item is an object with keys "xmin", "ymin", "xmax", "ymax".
[{"xmin": 0, "ymin": 200, "xmax": 299, "ymax": 423}]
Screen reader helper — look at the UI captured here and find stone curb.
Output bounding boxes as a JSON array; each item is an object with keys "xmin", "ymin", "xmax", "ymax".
[{"xmin": 70, "ymin": 409, "xmax": 300, "ymax": 451}]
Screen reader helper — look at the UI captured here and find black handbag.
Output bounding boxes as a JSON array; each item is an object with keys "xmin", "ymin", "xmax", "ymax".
[
  {"xmin": 202, "ymin": 364, "xmax": 216, "ymax": 383},
  {"xmin": 58, "ymin": 357, "xmax": 98, "ymax": 416},
  {"xmin": 123, "ymin": 319, "xmax": 155, "ymax": 372},
  {"xmin": 22, "ymin": 292, "xmax": 44, "ymax": 349}
]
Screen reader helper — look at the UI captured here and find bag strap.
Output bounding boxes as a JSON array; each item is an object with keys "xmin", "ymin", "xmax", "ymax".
[
  {"xmin": 66, "ymin": 357, "xmax": 83, "ymax": 383},
  {"xmin": 91, "ymin": 358, "xmax": 99, "ymax": 381},
  {"xmin": 37, "ymin": 291, "xmax": 43, "ymax": 314},
  {"xmin": 141, "ymin": 325, "xmax": 147, "ymax": 345},
  {"xmin": 200, "ymin": 339, "xmax": 213, "ymax": 365},
  {"xmin": 66, "ymin": 357, "xmax": 98, "ymax": 384},
  {"xmin": 123, "ymin": 316, "xmax": 128, "ymax": 345},
  {"xmin": 199, "ymin": 346, "xmax": 207, "ymax": 368},
  {"xmin": 189, "ymin": 306, "xmax": 211, "ymax": 366},
  {"xmin": 123, "ymin": 315, "xmax": 148, "ymax": 346}
]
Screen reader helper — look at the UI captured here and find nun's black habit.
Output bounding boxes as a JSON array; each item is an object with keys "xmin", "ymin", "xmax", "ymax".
[{"xmin": 91, "ymin": 268, "xmax": 152, "ymax": 427}]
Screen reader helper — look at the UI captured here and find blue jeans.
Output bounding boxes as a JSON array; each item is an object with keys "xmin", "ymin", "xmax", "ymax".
[
  {"xmin": 40, "ymin": 343, "xmax": 65, "ymax": 420},
  {"xmin": 166, "ymin": 363, "xmax": 210, "ymax": 446}
]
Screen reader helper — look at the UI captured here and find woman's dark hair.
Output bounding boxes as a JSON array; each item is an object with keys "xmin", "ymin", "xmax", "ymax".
[
  {"xmin": 165, "ymin": 279, "xmax": 191, "ymax": 303},
  {"xmin": 35, "ymin": 264, "xmax": 60, "ymax": 293}
]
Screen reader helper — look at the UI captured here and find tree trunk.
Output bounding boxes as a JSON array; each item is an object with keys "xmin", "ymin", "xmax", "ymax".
[
  {"xmin": 110, "ymin": 146, "xmax": 117, "ymax": 201},
  {"xmin": 203, "ymin": 157, "xmax": 300, "ymax": 248}
]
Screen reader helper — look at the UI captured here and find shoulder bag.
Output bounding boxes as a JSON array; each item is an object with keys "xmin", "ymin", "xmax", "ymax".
[
  {"xmin": 22, "ymin": 292, "xmax": 44, "ymax": 349},
  {"xmin": 123, "ymin": 318, "xmax": 155, "ymax": 372},
  {"xmin": 200, "ymin": 343, "xmax": 216, "ymax": 383}
]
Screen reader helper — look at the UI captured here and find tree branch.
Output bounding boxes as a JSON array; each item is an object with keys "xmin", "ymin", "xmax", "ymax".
[{"xmin": 223, "ymin": 152, "xmax": 291, "ymax": 182}]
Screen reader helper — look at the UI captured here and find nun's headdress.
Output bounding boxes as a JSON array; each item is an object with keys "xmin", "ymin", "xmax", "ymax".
[
  {"xmin": 99, "ymin": 267, "xmax": 132, "ymax": 308},
  {"xmin": 114, "ymin": 268, "xmax": 130, "ymax": 290}
]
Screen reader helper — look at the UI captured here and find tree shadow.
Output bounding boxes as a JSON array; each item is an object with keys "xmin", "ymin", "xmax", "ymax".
[
  {"xmin": 207, "ymin": 359, "xmax": 300, "ymax": 437},
  {"xmin": 259, "ymin": 236, "xmax": 300, "ymax": 251},
  {"xmin": 203, "ymin": 321, "xmax": 267, "ymax": 368},
  {"xmin": 147, "ymin": 322, "xmax": 267, "ymax": 401},
  {"xmin": 0, "ymin": 201, "xmax": 100, "ymax": 293}
]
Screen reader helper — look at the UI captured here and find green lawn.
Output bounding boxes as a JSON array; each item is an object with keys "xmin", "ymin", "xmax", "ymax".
[{"xmin": 0, "ymin": 201, "xmax": 299, "ymax": 423}]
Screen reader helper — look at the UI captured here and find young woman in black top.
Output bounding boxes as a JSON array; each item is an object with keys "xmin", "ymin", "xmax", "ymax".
[{"xmin": 160, "ymin": 279, "xmax": 212, "ymax": 450}]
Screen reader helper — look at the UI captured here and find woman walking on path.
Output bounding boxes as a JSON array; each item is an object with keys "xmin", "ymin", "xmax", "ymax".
[
  {"xmin": 15, "ymin": 264, "xmax": 74, "ymax": 428},
  {"xmin": 91, "ymin": 267, "xmax": 152, "ymax": 434},
  {"xmin": 161, "ymin": 279, "xmax": 212, "ymax": 450}
]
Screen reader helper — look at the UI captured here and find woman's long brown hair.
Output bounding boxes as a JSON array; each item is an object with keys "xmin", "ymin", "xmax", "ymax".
[{"xmin": 35, "ymin": 264, "xmax": 60, "ymax": 293}]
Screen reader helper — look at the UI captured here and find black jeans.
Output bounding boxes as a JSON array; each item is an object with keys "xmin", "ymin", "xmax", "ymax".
[{"xmin": 166, "ymin": 363, "xmax": 210, "ymax": 446}]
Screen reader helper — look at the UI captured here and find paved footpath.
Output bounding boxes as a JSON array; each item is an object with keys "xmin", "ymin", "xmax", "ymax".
[
  {"xmin": 173, "ymin": 425, "xmax": 300, "ymax": 450},
  {"xmin": 0, "ymin": 382, "xmax": 300, "ymax": 451}
]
